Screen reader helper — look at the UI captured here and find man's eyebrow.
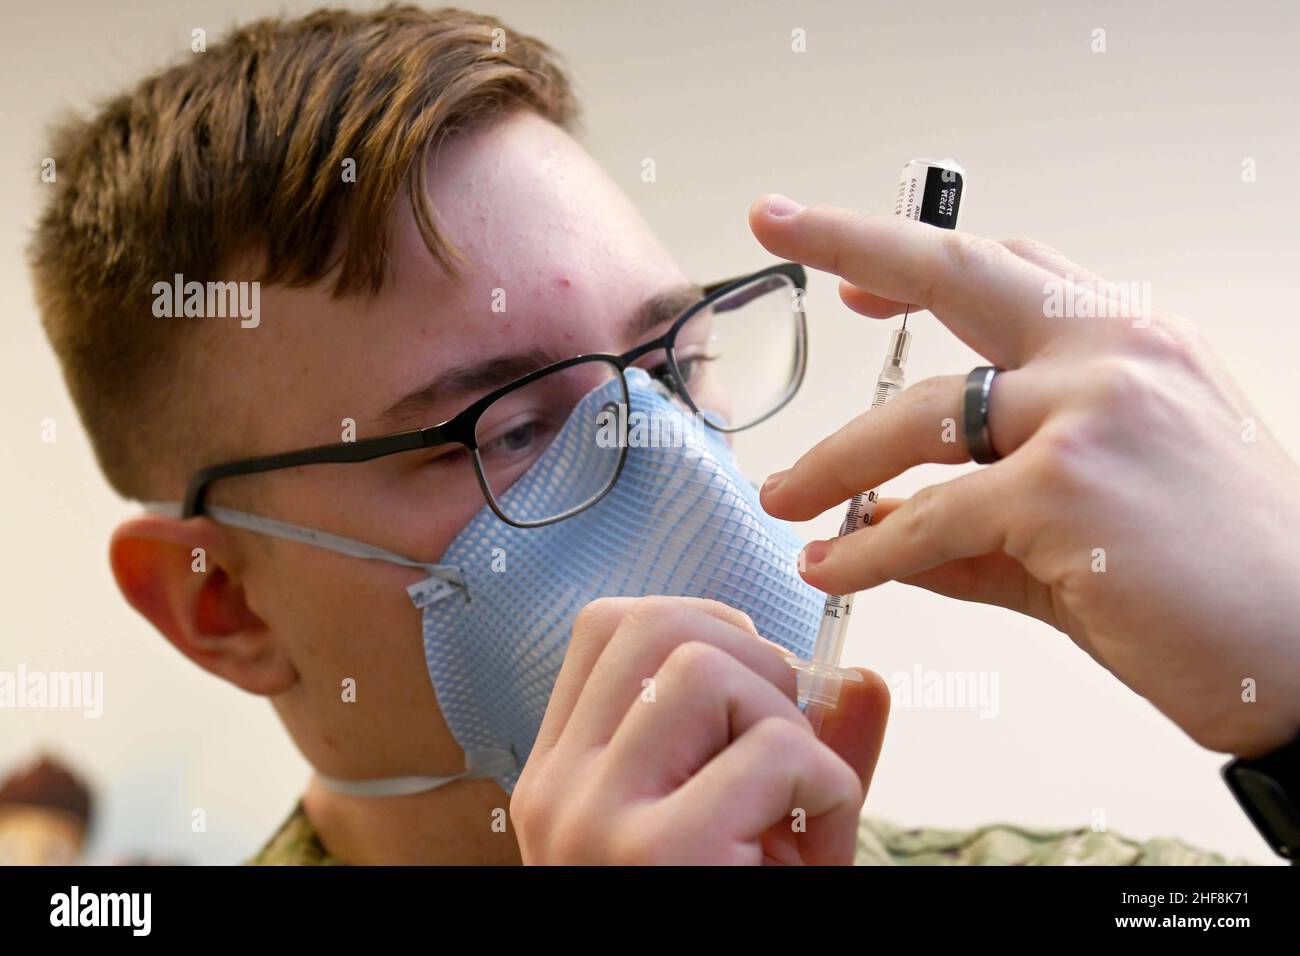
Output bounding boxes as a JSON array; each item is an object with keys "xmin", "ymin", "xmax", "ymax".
[
  {"xmin": 627, "ymin": 283, "xmax": 706, "ymax": 342},
  {"xmin": 374, "ymin": 284, "xmax": 706, "ymax": 433},
  {"xmin": 374, "ymin": 348, "xmax": 562, "ymax": 432}
]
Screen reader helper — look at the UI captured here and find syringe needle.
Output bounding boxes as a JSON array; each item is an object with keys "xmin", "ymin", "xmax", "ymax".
[{"xmin": 901, "ymin": 304, "xmax": 912, "ymax": 332}]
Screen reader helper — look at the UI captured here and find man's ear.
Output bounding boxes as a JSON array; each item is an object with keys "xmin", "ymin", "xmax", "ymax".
[{"xmin": 109, "ymin": 514, "xmax": 297, "ymax": 696}]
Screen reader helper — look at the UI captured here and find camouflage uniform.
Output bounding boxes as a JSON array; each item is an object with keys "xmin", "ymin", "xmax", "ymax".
[
  {"xmin": 247, "ymin": 803, "xmax": 345, "ymax": 866},
  {"xmin": 247, "ymin": 802, "xmax": 1244, "ymax": 865},
  {"xmin": 854, "ymin": 816, "xmax": 1242, "ymax": 865}
]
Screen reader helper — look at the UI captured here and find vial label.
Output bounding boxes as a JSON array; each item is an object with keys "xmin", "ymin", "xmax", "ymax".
[{"xmin": 895, "ymin": 161, "xmax": 964, "ymax": 230}]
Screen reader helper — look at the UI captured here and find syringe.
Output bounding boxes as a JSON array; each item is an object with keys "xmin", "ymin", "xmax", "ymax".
[{"xmin": 787, "ymin": 158, "xmax": 966, "ymax": 735}]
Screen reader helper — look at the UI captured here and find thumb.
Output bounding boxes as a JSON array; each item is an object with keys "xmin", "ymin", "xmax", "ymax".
[{"xmin": 816, "ymin": 667, "xmax": 890, "ymax": 793}]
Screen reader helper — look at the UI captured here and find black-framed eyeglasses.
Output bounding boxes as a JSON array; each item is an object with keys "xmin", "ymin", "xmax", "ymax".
[{"xmin": 181, "ymin": 262, "xmax": 807, "ymax": 527}]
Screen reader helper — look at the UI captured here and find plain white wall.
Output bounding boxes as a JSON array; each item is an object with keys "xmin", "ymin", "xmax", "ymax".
[{"xmin": 2, "ymin": 0, "xmax": 1296, "ymax": 863}]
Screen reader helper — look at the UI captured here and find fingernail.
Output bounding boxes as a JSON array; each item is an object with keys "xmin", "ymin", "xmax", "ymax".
[
  {"xmin": 766, "ymin": 194, "xmax": 805, "ymax": 218},
  {"xmin": 802, "ymin": 539, "xmax": 831, "ymax": 567},
  {"xmin": 761, "ymin": 469, "xmax": 789, "ymax": 495}
]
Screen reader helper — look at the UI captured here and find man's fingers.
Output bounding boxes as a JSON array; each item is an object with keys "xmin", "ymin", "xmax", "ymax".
[
  {"xmin": 655, "ymin": 716, "xmax": 864, "ymax": 865},
  {"xmin": 760, "ymin": 374, "xmax": 965, "ymax": 521},
  {"xmin": 816, "ymin": 667, "xmax": 890, "ymax": 792},
  {"xmin": 600, "ymin": 638, "xmax": 809, "ymax": 799},
  {"xmin": 559, "ymin": 597, "xmax": 797, "ymax": 752},
  {"xmin": 838, "ymin": 280, "xmax": 908, "ymax": 319},
  {"xmin": 532, "ymin": 597, "xmax": 637, "ymax": 755},
  {"xmin": 762, "ymin": 370, "xmax": 1044, "ymax": 521},
  {"xmin": 749, "ymin": 197, "xmax": 1063, "ymax": 367},
  {"xmin": 1001, "ymin": 236, "xmax": 1107, "ymax": 287},
  {"xmin": 839, "ymin": 238, "xmax": 1106, "ymax": 320},
  {"xmin": 864, "ymin": 498, "xmax": 1046, "ymax": 617},
  {"xmin": 799, "ymin": 465, "xmax": 1015, "ymax": 595},
  {"xmin": 535, "ymin": 596, "xmax": 766, "ymax": 755}
]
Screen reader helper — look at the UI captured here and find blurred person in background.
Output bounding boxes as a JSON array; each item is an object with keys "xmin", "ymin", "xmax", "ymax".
[{"xmin": 0, "ymin": 754, "xmax": 93, "ymax": 866}]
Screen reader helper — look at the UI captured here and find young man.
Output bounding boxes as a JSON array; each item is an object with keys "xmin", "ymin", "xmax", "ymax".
[{"xmin": 29, "ymin": 6, "xmax": 1256, "ymax": 864}]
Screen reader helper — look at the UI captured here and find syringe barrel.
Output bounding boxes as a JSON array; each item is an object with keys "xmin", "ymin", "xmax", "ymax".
[{"xmin": 811, "ymin": 591, "xmax": 854, "ymax": 666}]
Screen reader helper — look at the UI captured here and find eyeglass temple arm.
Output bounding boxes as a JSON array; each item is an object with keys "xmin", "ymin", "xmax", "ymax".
[{"xmin": 181, "ymin": 425, "xmax": 449, "ymax": 518}]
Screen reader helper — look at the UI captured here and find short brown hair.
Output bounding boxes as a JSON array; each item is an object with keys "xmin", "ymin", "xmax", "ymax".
[
  {"xmin": 29, "ymin": 5, "xmax": 577, "ymax": 499},
  {"xmin": 0, "ymin": 754, "xmax": 93, "ymax": 825}
]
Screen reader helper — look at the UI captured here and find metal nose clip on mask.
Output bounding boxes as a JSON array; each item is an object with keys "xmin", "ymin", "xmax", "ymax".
[{"xmin": 147, "ymin": 368, "xmax": 823, "ymax": 795}]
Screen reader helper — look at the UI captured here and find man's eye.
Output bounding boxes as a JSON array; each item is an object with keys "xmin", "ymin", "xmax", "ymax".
[
  {"xmin": 648, "ymin": 361, "xmax": 678, "ymax": 386},
  {"xmin": 652, "ymin": 353, "xmax": 715, "ymax": 387},
  {"xmin": 481, "ymin": 418, "xmax": 543, "ymax": 458},
  {"xmin": 673, "ymin": 359, "xmax": 701, "ymax": 384},
  {"xmin": 492, "ymin": 421, "xmax": 538, "ymax": 453}
]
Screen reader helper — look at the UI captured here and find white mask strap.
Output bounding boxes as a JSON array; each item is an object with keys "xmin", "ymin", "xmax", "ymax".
[
  {"xmin": 315, "ymin": 748, "xmax": 518, "ymax": 797},
  {"xmin": 141, "ymin": 501, "xmax": 466, "ymax": 593}
]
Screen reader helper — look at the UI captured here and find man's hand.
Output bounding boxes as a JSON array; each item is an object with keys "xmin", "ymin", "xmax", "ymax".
[
  {"xmin": 750, "ymin": 195, "xmax": 1300, "ymax": 758},
  {"xmin": 510, "ymin": 596, "xmax": 890, "ymax": 864}
]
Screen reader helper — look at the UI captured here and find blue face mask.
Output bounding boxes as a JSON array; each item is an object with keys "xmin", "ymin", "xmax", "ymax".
[{"xmin": 147, "ymin": 368, "xmax": 822, "ymax": 794}]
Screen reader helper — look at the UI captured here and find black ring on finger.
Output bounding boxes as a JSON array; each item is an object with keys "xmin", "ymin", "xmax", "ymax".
[{"xmin": 963, "ymin": 366, "xmax": 1004, "ymax": 464}]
